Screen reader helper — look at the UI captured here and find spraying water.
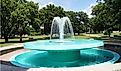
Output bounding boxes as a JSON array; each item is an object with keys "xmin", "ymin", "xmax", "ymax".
[{"xmin": 50, "ymin": 17, "xmax": 74, "ymax": 41}]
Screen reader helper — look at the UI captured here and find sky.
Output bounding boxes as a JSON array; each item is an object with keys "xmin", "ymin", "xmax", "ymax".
[{"xmin": 27, "ymin": 0, "xmax": 98, "ymax": 18}]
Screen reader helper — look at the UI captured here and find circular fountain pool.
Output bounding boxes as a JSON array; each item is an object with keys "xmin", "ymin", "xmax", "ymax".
[
  {"xmin": 23, "ymin": 39, "xmax": 104, "ymax": 62},
  {"xmin": 10, "ymin": 48, "xmax": 120, "ymax": 68}
]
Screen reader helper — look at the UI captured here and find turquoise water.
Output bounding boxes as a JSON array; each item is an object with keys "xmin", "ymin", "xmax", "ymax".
[
  {"xmin": 10, "ymin": 39, "xmax": 120, "ymax": 68},
  {"xmin": 24, "ymin": 39, "xmax": 104, "ymax": 50},
  {"xmin": 10, "ymin": 49, "xmax": 120, "ymax": 68}
]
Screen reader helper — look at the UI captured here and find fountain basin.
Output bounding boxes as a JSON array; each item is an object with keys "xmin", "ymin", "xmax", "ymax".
[
  {"xmin": 10, "ymin": 48, "xmax": 120, "ymax": 68},
  {"xmin": 24, "ymin": 39, "xmax": 104, "ymax": 50},
  {"xmin": 21, "ymin": 39, "xmax": 105, "ymax": 66},
  {"xmin": 23, "ymin": 39, "xmax": 104, "ymax": 63}
]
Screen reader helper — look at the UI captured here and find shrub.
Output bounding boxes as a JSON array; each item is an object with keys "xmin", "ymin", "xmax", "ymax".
[{"xmin": 104, "ymin": 31, "xmax": 108, "ymax": 35}]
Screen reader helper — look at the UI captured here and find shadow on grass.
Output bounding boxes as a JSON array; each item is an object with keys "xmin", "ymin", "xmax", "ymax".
[
  {"xmin": 0, "ymin": 37, "xmax": 50, "ymax": 44},
  {"xmin": 92, "ymin": 36, "xmax": 121, "ymax": 40}
]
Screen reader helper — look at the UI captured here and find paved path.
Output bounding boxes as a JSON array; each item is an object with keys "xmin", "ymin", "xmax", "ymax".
[
  {"xmin": 1, "ymin": 64, "xmax": 28, "ymax": 71},
  {"xmin": 28, "ymin": 63, "xmax": 121, "ymax": 71},
  {"xmin": 0, "ymin": 43, "xmax": 23, "ymax": 51},
  {"xmin": 0, "ymin": 49, "xmax": 28, "ymax": 71},
  {"xmin": 0, "ymin": 49, "xmax": 26, "ymax": 61}
]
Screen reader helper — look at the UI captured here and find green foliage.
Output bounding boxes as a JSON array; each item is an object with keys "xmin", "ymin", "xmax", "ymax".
[
  {"xmin": 10, "ymin": 1, "xmax": 41, "ymax": 41},
  {"xmin": 104, "ymin": 31, "xmax": 109, "ymax": 35},
  {"xmin": 65, "ymin": 11, "xmax": 89, "ymax": 34},
  {"xmin": 2, "ymin": 0, "xmax": 121, "ymax": 43},
  {"xmin": 1, "ymin": 0, "xmax": 17, "ymax": 42},
  {"xmin": 1, "ymin": 0, "xmax": 41, "ymax": 42},
  {"xmin": 39, "ymin": 4, "xmax": 66, "ymax": 35},
  {"xmin": 90, "ymin": 0, "xmax": 121, "ymax": 36}
]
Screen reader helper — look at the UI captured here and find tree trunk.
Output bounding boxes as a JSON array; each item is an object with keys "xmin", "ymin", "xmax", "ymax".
[
  {"xmin": 108, "ymin": 30, "xmax": 111, "ymax": 37},
  {"xmin": 44, "ymin": 23, "xmax": 49, "ymax": 35},
  {"xmin": 77, "ymin": 29, "xmax": 80, "ymax": 35},
  {"xmin": 78, "ymin": 31, "xmax": 80, "ymax": 35},
  {"xmin": 4, "ymin": 35, "xmax": 8, "ymax": 43},
  {"xmin": 119, "ymin": 25, "xmax": 121, "ymax": 32},
  {"xmin": 20, "ymin": 34, "xmax": 22, "ymax": 42}
]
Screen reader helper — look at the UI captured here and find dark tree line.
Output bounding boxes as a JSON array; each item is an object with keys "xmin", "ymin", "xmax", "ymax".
[{"xmin": 1, "ymin": 0, "xmax": 121, "ymax": 42}]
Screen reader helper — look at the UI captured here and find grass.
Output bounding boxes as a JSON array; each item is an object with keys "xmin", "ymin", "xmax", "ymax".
[
  {"xmin": 0, "ymin": 32, "xmax": 121, "ymax": 47},
  {"xmin": 0, "ymin": 35, "xmax": 49, "ymax": 47},
  {"xmin": 75, "ymin": 35, "xmax": 91, "ymax": 39},
  {"xmin": 0, "ymin": 35, "xmax": 91, "ymax": 47}
]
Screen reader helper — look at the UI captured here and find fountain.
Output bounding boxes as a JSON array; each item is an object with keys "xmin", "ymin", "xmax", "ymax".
[
  {"xmin": 10, "ymin": 17, "xmax": 120, "ymax": 68},
  {"xmin": 50, "ymin": 17, "xmax": 74, "ymax": 40}
]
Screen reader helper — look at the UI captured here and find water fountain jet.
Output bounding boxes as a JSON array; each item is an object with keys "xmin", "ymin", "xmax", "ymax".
[{"xmin": 50, "ymin": 17, "xmax": 74, "ymax": 42}]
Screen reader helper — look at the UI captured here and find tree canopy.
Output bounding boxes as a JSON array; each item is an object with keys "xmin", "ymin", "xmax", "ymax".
[
  {"xmin": 1, "ymin": 0, "xmax": 17, "ymax": 42},
  {"xmin": 1, "ymin": 0, "xmax": 121, "ymax": 42},
  {"xmin": 65, "ymin": 11, "xmax": 89, "ymax": 35},
  {"xmin": 10, "ymin": 1, "xmax": 40, "ymax": 41},
  {"xmin": 90, "ymin": 0, "xmax": 121, "ymax": 36},
  {"xmin": 39, "ymin": 4, "xmax": 66, "ymax": 35}
]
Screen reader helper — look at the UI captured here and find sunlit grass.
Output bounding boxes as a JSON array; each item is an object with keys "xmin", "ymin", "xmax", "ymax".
[
  {"xmin": 0, "ymin": 35, "xmax": 49, "ymax": 47},
  {"xmin": 0, "ymin": 32, "xmax": 120, "ymax": 47}
]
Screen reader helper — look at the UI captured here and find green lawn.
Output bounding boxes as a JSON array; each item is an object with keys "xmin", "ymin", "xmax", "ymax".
[
  {"xmin": 0, "ymin": 32, "xmax": 121, "ymax": 47},
  {"xmin": 0, "ymin": 35, "xmax": 49, "ymax": 47}
]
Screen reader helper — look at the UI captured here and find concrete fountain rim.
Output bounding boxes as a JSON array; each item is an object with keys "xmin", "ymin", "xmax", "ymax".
[
  {"xmin": 9, "ymin": 49, "xmax": 120, "ymax": 68},
  {"xmin": 23, "ymin": 39, "xmax": 104, "ymax": 51}
]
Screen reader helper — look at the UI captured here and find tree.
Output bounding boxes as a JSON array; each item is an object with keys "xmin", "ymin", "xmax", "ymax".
[
  {"xmin": 103, "ymin": 0, "xmax": 121, "ymax": 32},
  {"xmin": 39, "ymin": 4, "xmax": 66, "ymax": 35},
  {"xmin": 25, "ymin": 1, "xmax": 41, "ymax": 33},
  {"xmin": 11, "ymin": 1, "xmax": 40, "ymax": 42},
  {"xmin": 65, "ymin": 11, "xmax": 77, "ymax": 34},
  {"xmin": 77, "ymin": 12, "xmax": 89, "ymax": 33},
  {"xmin": 90, "ymin": 3, "xmax": 106, "ymax": 33},
  {"xmin": 16, "ymin": 0, "xmax": 27, "ymax": 3},
  {"xmin": 65, "ymin": 11, "xmax": 89, "ymax": 35},
  {"xmin": 1, "ymin": 0, "xmax": 17, "ymax": 42},
  {"xmin": 90, "ymin": 0, "xmax": 121, "ymax": 37}
]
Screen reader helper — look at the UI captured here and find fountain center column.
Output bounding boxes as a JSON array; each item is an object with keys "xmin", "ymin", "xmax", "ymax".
[{"xmin": 59, "ymin": 21, "xmax": 64, "ymax": 40}]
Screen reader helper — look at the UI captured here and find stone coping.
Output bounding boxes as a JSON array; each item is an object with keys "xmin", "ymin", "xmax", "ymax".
[
  {"xmin": 104, "ymin": 42, "xmax": 121, "ymax": 46},
  {"xmin": 27, "ymin": 63, "xmax": 121, "ymax": 71},
  {"xmin": 1, "ymin": 42, "xmax": 120, "ymax": 52},
  {"xmin": 1, "ymin": 62, "xmax": 121, "ymax": 71},
  {"xmin": 0, "ymin": 41, "xmax": 120, "ymax": 52},
  {"xmin": 0, "ymin": 43, "xmax": 23, "ymax": 52}
]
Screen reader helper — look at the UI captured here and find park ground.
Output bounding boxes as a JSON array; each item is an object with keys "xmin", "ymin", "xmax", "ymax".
[{"xmin": 0, "ymin": 31, "xmax": 121, "ymax": 47}]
